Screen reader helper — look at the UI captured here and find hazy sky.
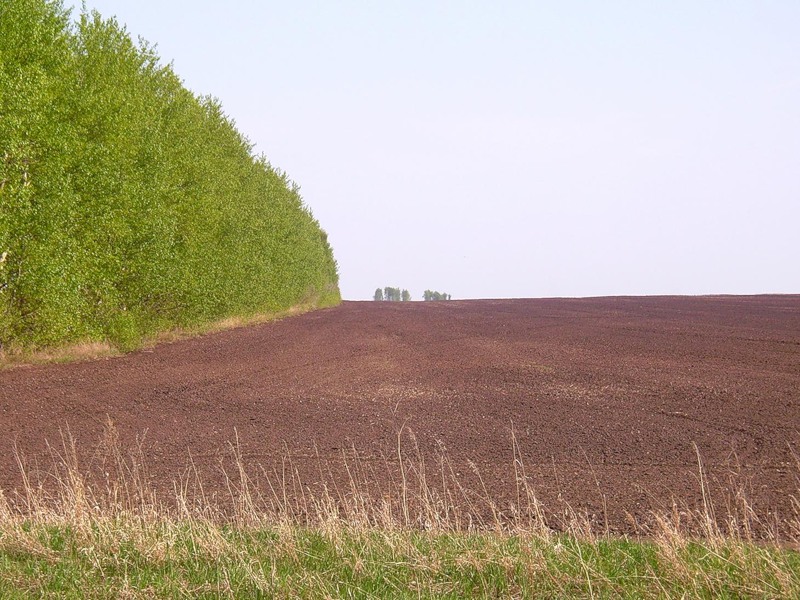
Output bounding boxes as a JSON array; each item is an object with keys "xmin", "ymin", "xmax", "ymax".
[{"xmin": 65, "ymin": 1, "xmax": 799, "ymax": 300}]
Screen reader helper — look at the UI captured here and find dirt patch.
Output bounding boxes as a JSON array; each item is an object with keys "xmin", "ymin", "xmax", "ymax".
[{"xmin": 1, "ymin": 296, "xmax": 799, "ymax": 536}]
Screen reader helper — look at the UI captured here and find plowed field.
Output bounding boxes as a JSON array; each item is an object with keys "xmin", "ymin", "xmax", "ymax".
[{"xmin": 2, "ymin": 296, "xmax": 799, "ymax": 536}]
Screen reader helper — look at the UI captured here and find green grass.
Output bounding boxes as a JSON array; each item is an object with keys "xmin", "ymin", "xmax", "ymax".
[
  {"xmin": 1, "ymin": 425, "xmax": 798, "ymax": 598},
  {"xmin": 1, "ymin": 521, "xmax": 798, "ymax": 598}
]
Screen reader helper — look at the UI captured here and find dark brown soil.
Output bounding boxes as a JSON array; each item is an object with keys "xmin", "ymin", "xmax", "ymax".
[{"xmin": 2, "ymin": 296, "xmax": 799, "ymax": 536}]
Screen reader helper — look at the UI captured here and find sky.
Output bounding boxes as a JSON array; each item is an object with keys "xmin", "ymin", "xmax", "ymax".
[{"xmin": 65, "ymin": 0, "xmax": 799, "ymax": 300}]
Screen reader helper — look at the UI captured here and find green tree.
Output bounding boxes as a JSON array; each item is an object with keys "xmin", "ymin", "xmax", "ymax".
[
  {"xmin": 377, "ymin": 286, "xmax": 410, "ymax": 301},
  {"xmin": 0, "ymin": 0, "xmax": 340, "ymax": 351},
  {"xmin": 423, "ymin": 290, "xmax": 451, "ymax": 301}
]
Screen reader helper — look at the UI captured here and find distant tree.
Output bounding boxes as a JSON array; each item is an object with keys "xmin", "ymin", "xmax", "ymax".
[
  {"xmin": 423, "ymin": 290, "xmax": 451, "ymax": 301},
  {"xmin": 375, "ymin": 286, "xmax": 410, "ymax": 301}
]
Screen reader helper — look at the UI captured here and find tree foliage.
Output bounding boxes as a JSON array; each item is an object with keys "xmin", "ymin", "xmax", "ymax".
[
  {"xmin": 375, "ymin": 287, "xmax": 409, "ymax": 302},
  {"xmin": 0, "ymin": 0, "xmax": 340, "ymax": 350},
  {"xmin": 423, "ymin": 290, "xmax": 451, "ymax": 301}
]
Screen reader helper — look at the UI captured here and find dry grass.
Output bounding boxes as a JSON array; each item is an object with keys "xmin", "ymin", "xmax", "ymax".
[
  {"xmin": 1, "ymin": 421, "xmax": 799, "ymax": 597},
  {"xmin": 145, "ymin": 303, "xmax": 319, "ymax": 346},
  {"xmin": 0, "ymin": 340, "xmax": 119, "ymax": 369},
  {"xmin": 0, "ymin": 303, "xmax": 320, "ymax": 370}
]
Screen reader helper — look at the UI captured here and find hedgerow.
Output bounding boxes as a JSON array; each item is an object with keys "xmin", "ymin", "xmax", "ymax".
[{"xmin": 0, "ymin": 0, "xmax": 339, "ymax": 351}]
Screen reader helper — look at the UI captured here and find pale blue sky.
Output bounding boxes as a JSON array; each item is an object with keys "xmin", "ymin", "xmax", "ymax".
[{"xmin": 66, "ymin": 1, "xmax": 799, "ymax": 299}]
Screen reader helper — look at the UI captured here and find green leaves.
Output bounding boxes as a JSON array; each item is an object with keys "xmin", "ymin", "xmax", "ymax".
[
  {"xmin": 377, "ymin": 287, "xmax": 410, "ymax": 302},
  {"xmin": 0, "ymin": 0, "xmax": 339, "ymax": 351},
  {"xmin": 423, "ymin": 290, "xmax": 451, "ymax": 301}
]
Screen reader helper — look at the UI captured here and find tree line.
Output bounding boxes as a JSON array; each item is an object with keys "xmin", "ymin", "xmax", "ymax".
[
  {"xmin": 374, "ymin": 287, "xmax": 410, "ymax": 302},
  {"xmin": 373, "ymin": 288, "xmax": 452, "ymax": 301},
  {"xmin": 422, "ymin": 290, "xmax": 452, "ymax": 301},
  {"xmin": 0, "ymin": 0, "xmax": 340, "ymax": 351}
]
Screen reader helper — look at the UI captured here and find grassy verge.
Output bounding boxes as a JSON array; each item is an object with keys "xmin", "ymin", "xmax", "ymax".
[
  {"xmin": 0, "ymin": 425, "xmax": 798, "ymax": 598},
  {"xmin": 2, "ymin": 522, "xmax": 799, "ymax": 598},
  {"xmin": 0, "ymin": 300, "xmax": 333, "ymax": 370}
]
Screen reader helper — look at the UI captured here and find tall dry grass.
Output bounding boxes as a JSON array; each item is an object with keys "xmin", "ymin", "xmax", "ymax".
[
  {"xmin": 1, "ymin": 419, "xmax": 799, "ymax": 598},
  {"xmin": 3, "ymin": 419, "xmax": 798, "ymax": 541}
]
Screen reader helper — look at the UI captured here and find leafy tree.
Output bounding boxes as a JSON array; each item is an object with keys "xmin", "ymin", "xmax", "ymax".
[
  {"xmin": 423, "ymin": 290, "xmax": 451, "ymax": 301},
  {"xmin": 0, "ymin": 0, "xmax": 340, "ymax": 351},
  {"xmin": 375, "ymin": 286, "xmax": 409, "ymax": 301}
]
